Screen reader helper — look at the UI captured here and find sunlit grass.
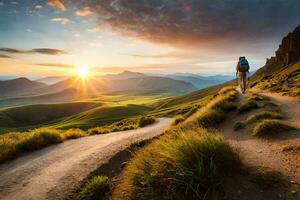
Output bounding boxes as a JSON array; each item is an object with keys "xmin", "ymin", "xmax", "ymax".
[{"xmin": 252, "ymin": 120, "xmax": 296, "ymax": 137}]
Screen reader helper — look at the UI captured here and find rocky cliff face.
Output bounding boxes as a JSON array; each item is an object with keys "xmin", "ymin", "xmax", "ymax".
[{"xmin": 274, "ymin": 26, "xmax": 300, "ymax": 65}]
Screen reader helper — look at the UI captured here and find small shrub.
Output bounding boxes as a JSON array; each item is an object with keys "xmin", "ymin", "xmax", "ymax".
[
  {"xmin": 17, "ymin": 129, "xmax": 64, "ymax": 152},
  {"xmin": 138, "ymin": 116, "xmax": 156, "ymax": 127},
  {"xmin": 246, "ymin": 111, "xmax": 283, "ymax": 124},
  {"xmin": 129, "ymin": 139, "xmax": 151, "ymax": 151},
  {"xmin": 76, "ymin": 176, "xmax": 109, "ymax": 200},
  {"xmin": 173, "ymin": 115, "xmax": 185, "ymax": 125},
  {"xmin": 88, "ymin": 128, "xmax": 109, "ymax": 135},
  {"xmin": 234, "ymin": 121, "xmax": 246, "ymax": 131},
  {"xmin": 196, "ymin": 108, "xmax": 226, "ymax": 128},
  {"xmin": 64, "ymin": 129, "xmax": 87, "ymax": 139},
  {"xmin": 252, "ymin": 120, "xmax": 296, "ymax": 137},
  {"xmin": 238, "ymin": 100, "xmax": 258, "ymax": 114}
]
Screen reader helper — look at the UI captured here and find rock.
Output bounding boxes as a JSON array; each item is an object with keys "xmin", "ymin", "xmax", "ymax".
[{"xmin": 275, "ymin": 26, "xmax": 300, "ymax": 65}]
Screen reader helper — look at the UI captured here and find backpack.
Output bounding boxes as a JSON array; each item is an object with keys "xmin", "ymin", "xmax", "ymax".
[{"xmin": 239, "ymin": 58, "xmax": 249, "ymax": 72}]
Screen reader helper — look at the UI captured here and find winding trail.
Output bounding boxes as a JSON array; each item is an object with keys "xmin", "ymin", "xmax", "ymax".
[
  {"xmin": 0, "ymin": 118, "xmax": 172, "ymax": 200},
  {"xmin": 218, "ymin": 90, "xmax": 300, "ymax": 199}
]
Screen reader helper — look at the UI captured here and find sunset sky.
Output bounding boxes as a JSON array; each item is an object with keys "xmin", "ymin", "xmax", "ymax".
[{"xmin": 0, "ymin": 0, "xmax": 299, "ymax": 77}]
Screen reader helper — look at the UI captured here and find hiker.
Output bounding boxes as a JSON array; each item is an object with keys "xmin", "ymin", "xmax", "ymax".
[{"xmin": 236, "ymin": 56, "xmax": 250, "ymax": 94}]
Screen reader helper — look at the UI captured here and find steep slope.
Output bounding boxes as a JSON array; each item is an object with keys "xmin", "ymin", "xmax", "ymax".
[
  {"xmin": 0, "ymin": 78, "xmax": 46, "ymax": 98},
  {"xmin": 250, "ymin": 26, "xmax": 300, "ymax": 97}
]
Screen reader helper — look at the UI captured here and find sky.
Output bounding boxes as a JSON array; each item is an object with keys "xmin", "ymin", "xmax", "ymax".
[{"xmin": 0, "ymin": 0, "xmax": 300, "ymax": 77}]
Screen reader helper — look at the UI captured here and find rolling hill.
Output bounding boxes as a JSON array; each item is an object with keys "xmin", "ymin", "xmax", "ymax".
[
  {"xmin": 0, "ymin": 102, "xmax": 101, "ymax": 128},
  {"xmin": 0, "ymin": 88, "xmax": 78, "ymax": 107},
  {"xmin": 0, "ymin": 77, "xmax": 45, "ymax": 98}
]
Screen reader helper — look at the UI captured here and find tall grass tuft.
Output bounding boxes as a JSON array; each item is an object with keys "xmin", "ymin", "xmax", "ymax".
[
  {"xmin": 238, "ymin": 100, "xmax": 258, "ymax": 114},
  {"xmin": 188, "ymin": 87, "xmax": 238, "ymax": 128},
  {"xmin": 76, "ymin": 176, "xmax": 109, "ymax": 200},
  {"xmin": 63, "ymin": 129, "xmax": 87, "ymax": 139},
  {"xmin": 112, "ymin": 129, "xmax": 240, "ymax": 200},
  {"xmin": 252, "ymin": 120, "xmax": 296, "ymax": 137},
  {"xmin": 16, "ymin": 129, "xmax": 64, "ymax": 152},
  {"xmin": 0, "ymin": 128, "xmax": 87, "ymax": 163},
  {"xmin": 246, "ymin": 111, "xmax": 283, "ymax": 124}
]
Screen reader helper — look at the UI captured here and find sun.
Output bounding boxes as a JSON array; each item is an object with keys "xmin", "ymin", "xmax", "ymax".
[{"xmin": 76, "ymin": 66, "xmax": 90, "ymax": 78}]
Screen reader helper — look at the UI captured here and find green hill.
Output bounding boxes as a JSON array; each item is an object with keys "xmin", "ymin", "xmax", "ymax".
[
  {"xmin": 47, "ymin": 104, "xmax": 153, "ymax": 130},
  {"xmin": 0, "ymin": 102, "xmax": 101, "ymax": 130}
]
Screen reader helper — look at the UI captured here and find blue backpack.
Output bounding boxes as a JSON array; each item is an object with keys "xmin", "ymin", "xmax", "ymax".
[{"xmin": 239, "ymin": 58, "xmax": 249, "ymax": 72}]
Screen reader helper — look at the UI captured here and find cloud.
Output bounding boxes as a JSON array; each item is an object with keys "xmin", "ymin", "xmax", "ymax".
[
  {"xmin": 50, "ymin": 18, "xmax": 70, "ymax": 25},
  {"xmin": 78, "ymin": 0, "xmax": 300, "ymax": 50},
  {"xmin": 35, "ymin": 5, "xmax": 43, "ymax": 10},
  {"xmin": 0, "ymin": 48, "xmax": 23, "ymax": 53},
  {"xmin": 0, "ymin": 54, "xmax": 11, "ymax": 58},
  {"xmin": 35, "ymin": 63, "xmax": 73, "ymax": 68},
  {"xmin": 0, "ymin": 48, "xmax": 68, "ymax": 55},
  {"xmin": 75, "ymin": 6, "xmax": 93, "ymax": 16},
  {"xmin": 31, "ymin": 48, "xmax": 67, "ymax": 55},
  {"xmin": 88, "ymin": 25, "xmax": 100, "ymax": 33},
  {"xmin": 47, "ymin": 0, "xmax": 66, "ymax": 11}
]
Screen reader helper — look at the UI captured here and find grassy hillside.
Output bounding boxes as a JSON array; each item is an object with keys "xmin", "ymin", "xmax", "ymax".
[
  {"xmin": 45, "ymin": 104, "xmax": 152, "ymax": 130},
  {"xmin": 250, "ymin": 57, "xmax": 300, "ymax": 97},
  {"xmin": 111, "ymin": 87, "xmax": 241, "ymax": 200},
  {"xmin": 0, "ymin": 102, "xmax": 101, "ymax": 132},
  {"xmin": 0, "ymin": 88, "xmax": 78, "ymax": 107}
]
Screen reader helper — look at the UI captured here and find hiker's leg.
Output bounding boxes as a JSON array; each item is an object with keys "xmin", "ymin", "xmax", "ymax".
[
  {"xmin": 239, "ymin": 73, "xmax": 242, "ymax": 91},
  {"xmin": 242, "ymin": 73, "xmax": 247, "ymax": 93},
  {"xmin": 239, "ymin": 72, "xmax": 244, "ymax": 92}
]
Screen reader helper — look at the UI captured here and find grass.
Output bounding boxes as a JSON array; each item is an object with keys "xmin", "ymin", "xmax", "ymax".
[
  {"xmin": 128, "ymin": 138, "xmax": 152, "ymax": 151},
  {"xmin": 238, "ymin": 100, "xmax": 258, "ymax": 114},
  {"xmin": 250, "ymin": 60, "xmax": 300, "ymax": 97},
  {"xmin": 111, "ymin": 86, "xmax": 241, "ymax": 200},
  {"xmin": 138, "ymin": 116, "xmax": 156, "ymax": 127},
  {"xmin": 246, "ymin": 111, "xmax": 283, "ymax": 124},
  {"xmin": 0, "ymin": 128, "xmax": 87, "ymax": 163},
  {"xmin": 234, "ymin": 121, "xmax": 246, "ymax": 131},
  {"xmin": 0, "ymin": 104, "xmax": 153, "ymax": 134},
  {"xmin": 88, "ymin": 118, "xmax": 139, "ymax": 135},
  {"xmin": 112, "ymin": 129, "xmax": 240, "ymax": 200},
  {"xmin": 172, "ymin": 115, "xmax": 185, "ymax": 125},
  {"xmin": 189, "ymin": 86, "xmax": 238, "ymax": 128},
  {"xmin": 252, "ymin": 120, "xmax": 296, "ymax": 137},
  {"xmin": 76, "ymin": 176, "xmax": 109, "ymax": 200}
]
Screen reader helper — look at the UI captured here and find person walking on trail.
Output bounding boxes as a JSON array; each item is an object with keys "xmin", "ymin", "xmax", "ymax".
[{"xmin": 236, "ymin": 56, "xmax": 250, "ymax": 94}]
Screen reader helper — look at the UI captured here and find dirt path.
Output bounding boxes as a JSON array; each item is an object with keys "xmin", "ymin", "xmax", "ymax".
[
  {"xmin": 0, "ymin": 118, "xmax": 172, "ymax": 200},
  {"xmin": 218, "ymin": 90, "xmax": 300, "ymax": 199}
]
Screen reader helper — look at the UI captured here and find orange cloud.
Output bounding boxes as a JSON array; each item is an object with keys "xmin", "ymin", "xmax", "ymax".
[
  {"xmin": 75, "ymin": 6, "xmax": 93, "ymax": 16},
  {"xmin": 47, "ymin": 0, "xmax": 66, "ymax": 11},
  {"xmin": 88, "ymin": 25, "xmax": 100, "ymax": 33}
]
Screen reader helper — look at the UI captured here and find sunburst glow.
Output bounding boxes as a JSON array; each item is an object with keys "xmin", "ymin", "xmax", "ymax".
[{"xmin": 76, "ymin": 66, "xmax": 90, "ymax": 78}]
